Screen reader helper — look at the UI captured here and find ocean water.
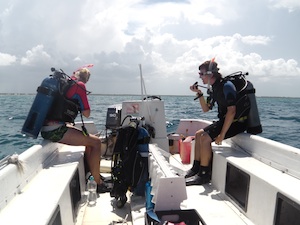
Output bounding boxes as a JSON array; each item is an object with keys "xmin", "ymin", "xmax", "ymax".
[{"xmin": 0, "ymin": 94, "xmax": 299, "ymax": 160}]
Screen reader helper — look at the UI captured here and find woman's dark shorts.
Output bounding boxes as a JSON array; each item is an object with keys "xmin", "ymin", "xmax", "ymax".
[
  {"xmin": 204, "ymin": 119, "xmax": 248, "ymax": 141},
  {"xmin": 41, "ymin": 125, "xmax": 68, "ymax": 142}
]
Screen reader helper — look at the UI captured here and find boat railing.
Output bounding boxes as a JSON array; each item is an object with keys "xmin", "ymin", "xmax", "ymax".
[
  {"xmin": 231, "ymin": 133, "xmax": 300, "ymax": 180},
  {"xmin": 0, "ymin": 156, "xmax": 10, "ymax": 170}
]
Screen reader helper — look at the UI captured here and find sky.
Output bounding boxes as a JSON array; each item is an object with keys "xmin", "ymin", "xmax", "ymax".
[{"xmin": 1, "ymin": 0, "xmax": 300, "ymax": 97}]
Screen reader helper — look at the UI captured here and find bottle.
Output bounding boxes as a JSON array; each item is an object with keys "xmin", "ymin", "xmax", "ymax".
[{"xmin": 87, "ymin": 176, "xmax": 97, "ymax": 206}]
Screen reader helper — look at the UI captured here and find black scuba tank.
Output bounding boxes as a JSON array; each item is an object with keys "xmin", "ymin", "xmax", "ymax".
[
  {"xmin": 222, "ymin": 72, "xmax": 262, "ymax": 135},
  {"xmin": 22, "ymin": 74, "xmax": 60, "ymax": 138},
  {"xmin": 245, "ymin": 81, "xmax": 263, "ymax": 134}
]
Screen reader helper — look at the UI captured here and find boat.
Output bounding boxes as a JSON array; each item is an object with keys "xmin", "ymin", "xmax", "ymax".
[
  {"xmin": 0, "ymin": 95, "xmax": 299, "ymax": 225},
  {"xmin": 0, "ymin": 66, "xmax": 300, "ymax": 225}
]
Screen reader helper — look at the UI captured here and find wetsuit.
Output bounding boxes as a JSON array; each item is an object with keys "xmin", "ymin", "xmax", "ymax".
[
  {"xmin": 65, "ymin": 80, "xmax": 90, "ymax": 111},
  {"xmin": 41, "ymin": 80, "xmax": 90, "ymax": 142},
  {"xmin": 204, "ymin": 78, "xmax": 249, "ymax": 140}
]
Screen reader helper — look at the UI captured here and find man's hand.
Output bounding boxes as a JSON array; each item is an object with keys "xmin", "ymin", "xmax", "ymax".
[
  {"xmin": 215, "ymin": 133, "xmax": 225, "ymax": 145},
  {"xmin": 190, "ymin": 82, "xmax": 202, "ymax": 94}
]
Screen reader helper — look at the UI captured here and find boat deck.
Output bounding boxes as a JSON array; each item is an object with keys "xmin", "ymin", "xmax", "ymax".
[
  {"xmin": 76, "ymin": 191, "xmax": 133, "ymax": 225},
  {"xmin": 76, "ymin": 159, "xmax": 133, "ymax": 225},
  {"xmin": 77, "ymin": 153, "xmax": 254, "ymax": 225}
]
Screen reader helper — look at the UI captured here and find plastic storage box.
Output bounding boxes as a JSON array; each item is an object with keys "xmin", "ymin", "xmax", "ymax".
[{"xmin": 145, "ymin": 209, "xmax": 206, "ymax": 225}]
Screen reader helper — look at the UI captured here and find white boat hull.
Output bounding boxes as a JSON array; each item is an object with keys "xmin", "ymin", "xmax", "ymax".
[{"xmin": 1, "ymin": 98, "xmax": 299, "ymax": 225}]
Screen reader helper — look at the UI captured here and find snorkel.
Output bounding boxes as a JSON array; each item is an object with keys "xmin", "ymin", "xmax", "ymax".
[
  {"xmin": 207, "ymin": 57, "xmax": 215, "ymax": 93},
  {"xmin": 205, "ymin": 57, "xmax": 215, "ymax": 109},
  {"xmin": 73, "ymin": 64, "xmax": 94, "ymax": 74}
]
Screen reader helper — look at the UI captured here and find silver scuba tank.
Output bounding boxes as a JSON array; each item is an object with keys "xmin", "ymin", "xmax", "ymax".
[
  {"xmin": 246, "ymin": 81, "xmax": 262, "ymax": 134},
  {"xmin": 22, "ymin": 74, "xmax": 59, "ymax": 138}
]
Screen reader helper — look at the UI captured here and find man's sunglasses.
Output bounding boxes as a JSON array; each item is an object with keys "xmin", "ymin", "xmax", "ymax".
[{"xmin": 198, "ymin": 71, "xmax": 212, "ymax": 76}]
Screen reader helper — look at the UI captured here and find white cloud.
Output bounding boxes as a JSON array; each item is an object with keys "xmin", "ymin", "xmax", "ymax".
[
  {"xmin": 1, "ymin": 0, "xmax": 300, "ymax": 97},
  {"xmin": 240, "ymin": 55, "xmax": 300, "ymax": 79},
  {"xmin": 0, "ymin": 53, "xmax": 16, "ymax": 66},
  {"xmin": 241, "ymin": 35, "xmax": 271, "ymax": 45},
  {"xmin": 73, "ymin": 57, "xmax": 82, "ymax": 62},
  {"xmin": 20, "ymin": 45, "xmax": 51, "ymax": 66},
  {"xmin": 269, "ymin": 0, "xmax": 300, "ymax": 12}
]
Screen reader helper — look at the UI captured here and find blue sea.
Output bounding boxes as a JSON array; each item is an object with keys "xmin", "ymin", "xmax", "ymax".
[{"xmin": 0, "ymin": 94, "xmax": 299, "ymax": 160}]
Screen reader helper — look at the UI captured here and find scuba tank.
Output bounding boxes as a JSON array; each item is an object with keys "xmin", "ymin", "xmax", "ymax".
[
  {"xmin": 137, "ymin": 127, "xmax": 150, "ymax": 157},
  {"xmin": 223, "ymin": 72, "xmax": 262, "ymax": 134},
  {"xmin": 224, "ymin": 72, "xmax": 262, "ymax": 134},
  {"xmin": 22, "ymin": 69, "xmax": 61, "ymax": 138},
  {"xmin": 245, "ymin": 81, "xmax": 263, "ymax": 134},
  {"xmin": 134, "ymin": 125, "xmax": 150, "ymax": 196}
]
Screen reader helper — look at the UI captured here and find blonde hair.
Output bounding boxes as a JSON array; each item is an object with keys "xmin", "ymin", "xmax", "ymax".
[{"xmin": 74, "ymin": 68, "xmax": 90, "ymax": 82}]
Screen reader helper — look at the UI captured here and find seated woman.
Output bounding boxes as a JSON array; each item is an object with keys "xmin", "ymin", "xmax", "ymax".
[{"xmin": 41, "ymin": 68, "xmax": 109, "ymax": 193}]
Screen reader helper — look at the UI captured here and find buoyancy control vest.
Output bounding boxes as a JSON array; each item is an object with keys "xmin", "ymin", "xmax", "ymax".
[
  {"xmin": 110, "ymin": 117, "xmax": 150, "ymax": 200},
  {"xmin": 46, "ymin": 74, "xmax": 79, "ymax": 123},
  {"xmin": 22, "ymin": 68, "xmax": 80, "ymax": 138},
  {"xmin": 207, "ymin": 72, "xmax": 262, "ymax": 134}
]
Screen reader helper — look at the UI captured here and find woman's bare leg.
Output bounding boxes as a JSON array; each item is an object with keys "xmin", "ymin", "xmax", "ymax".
[{"xmin": 59, "ymin": 126, "xmax": 103, "ymax": 185}]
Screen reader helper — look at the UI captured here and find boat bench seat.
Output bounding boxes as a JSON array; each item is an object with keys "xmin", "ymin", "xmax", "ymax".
[
  {"xmin": 211, "ymin": 141, "xmax": 300, "ymax": 225},
  {"xmin": 167, "ymin": 143, "xmax": 252, "ymax": 225},
  {"xmin": 159, "ymin": 148, "xmax": 254, "ymax": 225},
  {"xmin": 0, "ymin": 144, "xmax": 86, "ymax": 225}
]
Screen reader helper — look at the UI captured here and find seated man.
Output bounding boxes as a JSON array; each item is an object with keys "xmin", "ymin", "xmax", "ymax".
[{"xmin": 185, "ymin": 60, "xmax": 249, "ymax": 185}]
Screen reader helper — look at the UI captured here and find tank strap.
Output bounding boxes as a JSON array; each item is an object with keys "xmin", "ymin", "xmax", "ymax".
[
  {"xmin": 246, "ymin": 88, "xmax": 255, "ymax": 94},
  {"xmin": 37, "ymin": 86, "xmax": 56, "ymax": 96},
  {"xmin": 79, "ymin": 110, "xmax": 89, "ymax": 136},
  {"xmin": 137, "ymin": 136, "xmax": 150, "ymax": 145},
  {"xmin": 233, "ymin": 116, "xmax": 248, "ymax": 123},
  {"xmin": 239, "ymin": 87, "xmax": 255, "ymax": 97}
]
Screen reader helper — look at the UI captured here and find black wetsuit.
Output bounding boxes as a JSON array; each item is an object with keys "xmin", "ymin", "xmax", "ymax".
[{"xmin": 204, "ymin": 78, "xmax": 249, "ymax": 140}]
